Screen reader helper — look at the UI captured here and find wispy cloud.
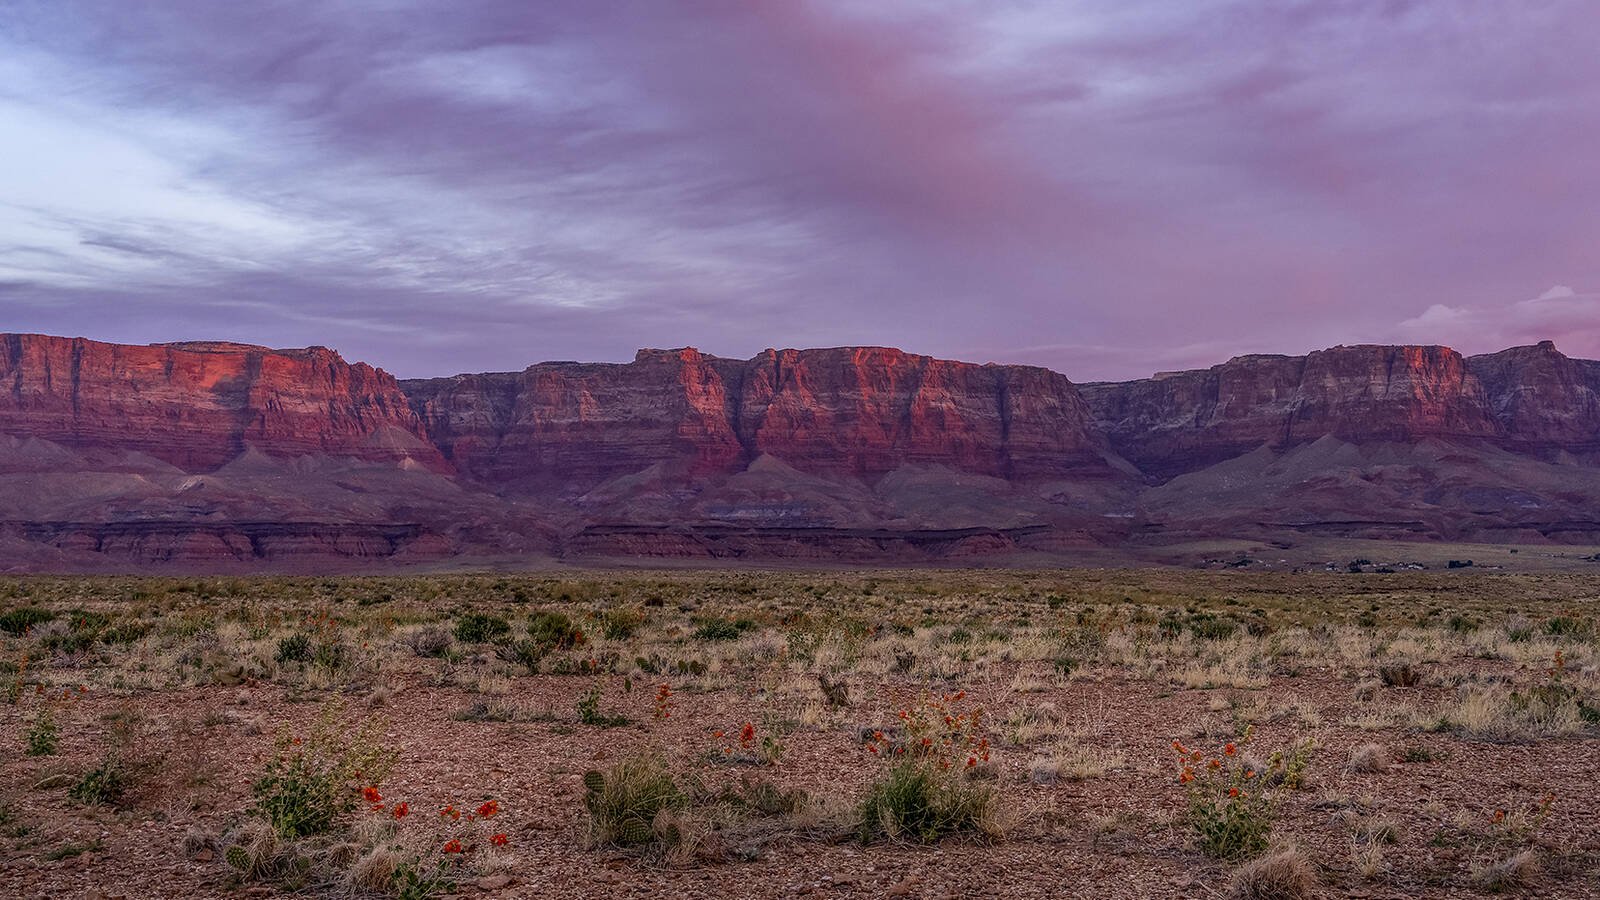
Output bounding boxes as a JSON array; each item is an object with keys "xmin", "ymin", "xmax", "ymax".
[{"xmin": 1, "ymin": 1, "xmax": 1598, "ymax": 379}]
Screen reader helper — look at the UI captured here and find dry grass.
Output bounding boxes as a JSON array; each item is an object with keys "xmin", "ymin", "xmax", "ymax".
[
  {"xmin": 1346, "ymin": 743, "xmax": 1391, "ymax": 773},
  {"xmin": 1226, "ymin": 849, "xmax": 1319, "ymax": 900}
]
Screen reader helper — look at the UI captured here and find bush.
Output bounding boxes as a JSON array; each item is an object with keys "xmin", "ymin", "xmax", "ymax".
[
  {"xmin": 102, "ymin": 622, "xmax": 151, "ymax": 645},
  {"xmin": 858, "ymin": 760, "xmax": 997, "ymax": 842},
  {"xmin": 693, "ymin": 616, "xmax": 754, "ymax": 642},
  {"xmin": 493, "ymin": 638, "xmax": 547, "ymax": 671},
  {"xmin": 1545, "ymin": 616, "xmax": 1589, "ymax": 638},
  {"xmin": 1175, "ymin": 740, "xmax": 1273, "ymax": 860},
  {"xmin": 583, "ymin": 756, "xmax": 685, "ymax": 847},
  {"xmin": 275, "ymin": 633, "xmax": 312, "ymax": 665},
  {"xmin": 527, "ymin": 611, "xmax": 582, "ymax": 650},
  {"xmin": 25, "ymin": 708, "xmax": 58, "ymax": 756},
  {"xmin": 453, "ymin": 613, "xmax": 510, "ymax": 644},
  {"xmin": 0, "ymin": 607, "xmax": 53, "ymax": 636},
  {"xmin": 1377, "ymin": 663, "xmax": 1420, "ymax": 687},
  {"xmin": 577, "ymin": 681, "xmax": 630, "ymax": 727},
  {"xmin": 857, "ymin": 692, "xmax": 1001, "ymax": 843},
  {"xmin": 251, "ymin": 703, "xmax": 395, "ymax": 839},
  {"xmin": 1226, "ymin": 849, "xmax": 1317, "ymax": 900},
  {"xmin": 70, "ymin": 755, "xmax": 128, "ymax": 806},
  {"xmin": 405, "ymin": 627, "xmax": 452, "ymax": 658},
  {"xmin": 601, "ymin": 608, "xmax": 645, "ymax": 641},
  {"xmin": 1188, "ymin": 613, "xmax": 1238, "ymax": 641}
]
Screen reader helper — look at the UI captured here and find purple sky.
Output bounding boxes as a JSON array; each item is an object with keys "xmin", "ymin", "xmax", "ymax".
[{"xmin": 3, "ymin": 1, "xmax": 1599, "ymax": 381}]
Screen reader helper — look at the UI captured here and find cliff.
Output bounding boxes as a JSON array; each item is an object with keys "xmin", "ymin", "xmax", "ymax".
[
  {"xmin": 1080, "ymin": 344, "xmax": 1502, "ymax": 478},
  {"xmin": 0, "ymin": 333, "xmax": 445, "ymax": 472},
  {"xmin": 402, "ymin": 346, "xmax": 1122, "ymax": 490},
  {"xmin": 6, "ymin": 330, "xmax": 1600, "ymax": 568}
]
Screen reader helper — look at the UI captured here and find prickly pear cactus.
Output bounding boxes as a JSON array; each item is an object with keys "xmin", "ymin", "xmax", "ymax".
[
  {"xmin": 583, "ymin": 770, "xmax": 606, "ymax": 794},
  {"xmin": 224, "ymin": 844, "xmax": 250, "ymax": 872},
  {"xmin": 617, "ymin": 817, "xmax": 654, "ymax": 846}
]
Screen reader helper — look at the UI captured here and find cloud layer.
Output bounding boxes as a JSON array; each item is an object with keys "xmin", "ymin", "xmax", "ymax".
[{"xmin": 3, "ymin": 1, "xmax": 1599, "ymax": 379}]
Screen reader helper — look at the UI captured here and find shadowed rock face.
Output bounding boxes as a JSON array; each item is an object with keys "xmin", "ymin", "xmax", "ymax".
[
  {"xmin": 402, "ymin": 346, "xmax": 1121, "ymax": 490},
  {"xmin": 0, "ymin": 333, "xmax": 444, "ymax": 472},
  {"xmin": 1467, "ymin": 341, "xmax": 1600, "ymax": 452},
  {"xmin": 1080, "ymin": 344, "xmax": 1503, "ymax": 478}
]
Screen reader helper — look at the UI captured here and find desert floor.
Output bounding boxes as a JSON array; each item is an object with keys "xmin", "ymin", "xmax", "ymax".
[{"xmin": 2, "ymin": 568, "xmax": 1598, "ymax": 899}]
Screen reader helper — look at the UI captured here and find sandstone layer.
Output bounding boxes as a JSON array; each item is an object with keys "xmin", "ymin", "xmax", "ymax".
[{"xmin": 5, "ymin": 331, "xmax": 1600, "ymax": 568}]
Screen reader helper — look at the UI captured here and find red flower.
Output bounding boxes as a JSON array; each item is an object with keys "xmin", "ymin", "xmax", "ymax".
[
  {"xmin": 442, "ymin": 839, "xmax": 463, "ymax": 854},
  {"xmin": 739, "ymin": 722, "xmax": 755, "ymax": 746},
  {"xmin": 477, "ymin": 800, "xmax": 500, "ymax": 819},
  {"xmin": 392, "ymin": 802, "xmax": 410, "ymax": 820},
  {"xmin": 441, "ymin": 805, "xmax": 461, "ymax": 820},
  {"xmin": 362, "ymin": 786, "xmax": 383, "ymax": 804},
  {"xmin": 1224, "ymin": 742, "xmax": 1237, "ymax": 756},
  {"xmin": 490, "ymin": 833, "xmax": 508, "ymax": 847}
]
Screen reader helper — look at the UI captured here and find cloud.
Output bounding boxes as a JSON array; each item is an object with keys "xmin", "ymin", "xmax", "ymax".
[
  {"xmin": 1, "ymin": 2, "xmax": 1599, "ymax": 381},
  {"xmin": 1396, "ymin": 286, "xmax": 1600, "ymax": 358}
]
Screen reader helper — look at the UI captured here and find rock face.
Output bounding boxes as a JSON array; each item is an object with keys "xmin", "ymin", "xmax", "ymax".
[
  {"xmin": 1467, "ymin": 341, "xmax": 1600, "ymax": 453},
  {"xmin": 405, "ymin": 349, "xmax": 746, "ymax": 488},
  {"xmin": 11, "ymin": 330, "xmax": 1600, "ymax": 569},
  {"xmin": 1080, "ymin": 345, "xmax": 1500, "ymax": 477},
  {"xmin": 0, "ymin": 333, "xmax": 444, "ymax": 472},
  {"xmin": 403, "ymin": 346, "xmax": 1120, "ymax": 490}
]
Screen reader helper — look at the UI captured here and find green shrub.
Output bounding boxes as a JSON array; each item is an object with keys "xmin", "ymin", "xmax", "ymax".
[
  {"xmin": 583, "ymin": 755, "xmax": 684, "ymax": 847},
  {"xmin": 101, "ymin": 622, "xmax": 152, "ymax": 645},
  {"xmin": 0, "ymin": 607, "xmax": 54, "ymax": 636},
  {"xmin": 858, "ymin": 760, "xmax": 997, "ymax": 842},
  {"xmin": 70, "ymin": 755, "xmax": 128, "ymax": 806},
  {"xmin": 393, "ymin": 858, "xmax": 457, "ymax": 900},
  {"xmin": 275, "ymin": 633, "xmax": 312, "ymax": 665},
  {"xmin": 493, "ymin": 638, "xmax": 547, "ymax": 671},
  {"xmin": 453, "ymin": 612, "xmax": 510, "ymax": 644},
  {"xmin": 528, "ymin": 611, "xmax": 582, "ymax": 650},
  {"xmin": 251, "ymin": 703, "xmax": 395, "ymax": 839},
  {"xmin": 1188, "ymin": 613, "xmax": 1238, "ymax": 641},
  {"xmin": 577, "ymin": 681, "xmax": 630, "ymax": 727},
  {"xmin": 1545, "ymin": 616, "xmax": 1589, "ymax": 638},
  {"xmin": 693, "ymin": 616, "xmax": 754, "ymax": 642},
  {"xmin": 310, "ymin": 639, "xmax": 347, "ymax": 672},
  {"xmin": 601, "ymin": 608, "xmax": 645, "ymax": 641},
  {"xmin": 25, "ymin": 708, "xmax": 59, "ymax": 756}
]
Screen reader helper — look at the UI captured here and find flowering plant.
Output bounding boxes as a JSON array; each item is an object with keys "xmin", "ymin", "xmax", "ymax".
[{"xmin": 1173, "ymin": 738, "xmax": 1272, "ymax": 859}]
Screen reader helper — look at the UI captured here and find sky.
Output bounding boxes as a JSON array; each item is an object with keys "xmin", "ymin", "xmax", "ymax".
[{"xmin": 2, "ymin": 0, "xmax": 1599, "ymax": 381}]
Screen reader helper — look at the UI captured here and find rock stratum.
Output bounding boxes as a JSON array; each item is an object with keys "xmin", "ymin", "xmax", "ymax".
[{"xmin": 5, "ymin": 331, "xmax": 1600, "ymax": 569}]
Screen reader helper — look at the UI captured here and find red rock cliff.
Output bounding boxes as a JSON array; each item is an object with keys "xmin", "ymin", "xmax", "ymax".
[
  {"xmin": 0, "ymin": 333, "xmax": 444, "ymax": 472},
  {"xmin": 403, "ymin": 346, "xmax": 1119, "ymax": 488}
]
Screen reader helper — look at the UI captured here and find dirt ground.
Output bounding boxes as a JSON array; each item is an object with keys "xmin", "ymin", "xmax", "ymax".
[{"xmin": 1, "ymin": 569, "xmax": 1598, "ymax": 899}]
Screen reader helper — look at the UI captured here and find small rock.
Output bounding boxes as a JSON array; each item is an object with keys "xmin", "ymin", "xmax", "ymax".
[
  {"xmin": 191, "ymin": 848, "xmax": 214, "ymax": 862},
  {"xmin": 887, "ymin": 876, "xmax": 921, "ymax": 897},
  {"xmin": 477, "ymin": 874, "xmax": 513, "ymax": 890}
]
